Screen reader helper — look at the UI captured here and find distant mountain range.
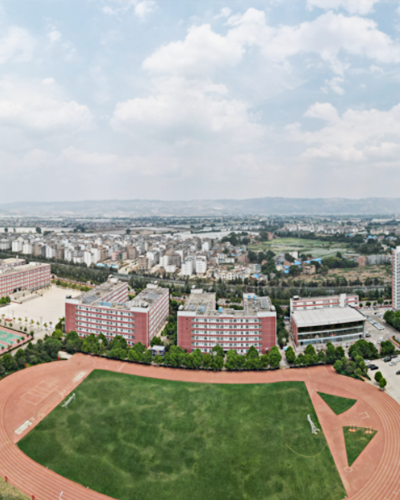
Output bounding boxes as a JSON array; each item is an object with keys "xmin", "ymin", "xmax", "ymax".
[{"xmin": 1, "ymin": 198, "xmax": 400, "ymax": 217}]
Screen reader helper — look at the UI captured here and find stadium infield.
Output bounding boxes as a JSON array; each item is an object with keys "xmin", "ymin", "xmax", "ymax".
[
  {"xmin": 18, "ymin": 371, "xmax": 345, "ymax": 500},
  {"xmin": 0, "ymin": 355, "xmax": 399, "ymax": 500}
]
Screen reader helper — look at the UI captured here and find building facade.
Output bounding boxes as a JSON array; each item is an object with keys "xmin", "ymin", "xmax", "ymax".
[
  {"xmin": 0, "ymin": 262, "xmax": 51, "ymax": 298},
  {"xmin": 65, "ymin": 280, "xmax": 169, "ymax": 347},
  {"xmin": 290, "ymin": 294, "xmax": 365, "ymax": 348},
  {"xmin": 177, "ymin": 290, "xmax": 276, "ymax": 354},
  {"xmin": 290, "ymin": 293, "xmax": 359, "ymax": 316},
  {"xmin": 392, "ymin": 246, "xmax": 400, "ymax": 311}
]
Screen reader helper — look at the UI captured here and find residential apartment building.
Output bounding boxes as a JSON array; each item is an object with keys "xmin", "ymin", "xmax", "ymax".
[
  {"xmin": 0, "ymin": 262, "xmax": 51, "ymax": 298},
  {"xmin": 178, "ymin": 289, "xmax": 276, "ymax": 354},
  {"xmin": 65, "ymin": 279, "xmax": 169, "ymax": 347},
  {"xmin": 392, "ymin": 246, "xmax": 400, "ymax": 310}
]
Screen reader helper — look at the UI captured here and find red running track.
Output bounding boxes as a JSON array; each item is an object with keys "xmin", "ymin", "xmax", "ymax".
[{"xmin": 0, "ymin": 354, "xmax": 400, "ymax": 500}]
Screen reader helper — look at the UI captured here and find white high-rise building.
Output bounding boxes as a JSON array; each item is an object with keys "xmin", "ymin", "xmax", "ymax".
[
  {"xmin": 195, "ymin": 257, "xmax": 207, "ymax": 275},
  {"xmin": 392, "ymin": 246, "xmax": 400, "ymax": 310},
  {"xmin": 12, "ymin": 240, "xmax": 23, "ymax": 252},
  {"xmin": 181, "ymin": 259, "xmax": 194, "ymax": 277},
  {"xmin": 160, "ymin": 255, "xmax": 170, "ymax": 268}
]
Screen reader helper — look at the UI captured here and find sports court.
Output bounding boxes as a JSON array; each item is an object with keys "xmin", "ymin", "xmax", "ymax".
[{"xmin": 0, "ymin": 329, "xmax": 22, "ymax": 349}]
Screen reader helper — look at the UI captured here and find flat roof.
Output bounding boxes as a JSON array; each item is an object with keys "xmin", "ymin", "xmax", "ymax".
[
  {"xmin": 0, "ymin": 262, "xmax": 49, "ymax": 276},
  {"xmin": 79, "ymin": 279, "xmax": 124, "ymax": 305},
  {"xmin": 292, "ymin": 306, "xmax": 365, "ymax": 328},
  {"xmin": 291, "ymin": 294, "xmax": 358, "ymax": 303},
  {"xmin": 130, "ymin": 285, "xmax": 166, "ymax": 308},
  {"xmin": 183, "ymin": 290, "xmax": 273, "ymax": 317}
]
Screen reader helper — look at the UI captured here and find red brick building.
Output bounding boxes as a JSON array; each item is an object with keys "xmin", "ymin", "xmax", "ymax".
[
  {"xmin": 178, "ymin": 290, "xmax": 276, "ymax": 354},
  {"xmin": 0, "ymin": 262, "xmax": 50, "ymax": 298},
  {"xmin": 65, "ymin": 279, "xmax": 169, "ymax": 347}
]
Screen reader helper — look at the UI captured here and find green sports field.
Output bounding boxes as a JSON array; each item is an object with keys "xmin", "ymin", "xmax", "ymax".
[{"xmin": 18, "ymin": 371, "xmax": 345, "ymax": 500}]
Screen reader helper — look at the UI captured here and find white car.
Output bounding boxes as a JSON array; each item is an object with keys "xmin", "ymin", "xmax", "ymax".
[{"xmin": 390, "ymin": 361, "xmax": 397, "ymax": 366}]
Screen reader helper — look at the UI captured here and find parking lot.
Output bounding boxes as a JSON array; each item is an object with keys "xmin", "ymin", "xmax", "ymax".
[{"xmin": 366, "ymin": 357, "xmax": 400, "ymax": 404}]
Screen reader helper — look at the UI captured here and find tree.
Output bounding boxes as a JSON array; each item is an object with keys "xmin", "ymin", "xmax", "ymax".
[
  {"xmin": 380, "ymin": 340, "xmax": 395, "ymax": 357},
  {"xmin": 333, "ymin": 360, "xmax": 342, "ymax": 373},
  {"xmin": 36, "ymin": 227, "xmax": 41, "ymax": 234},
  {"xmin": 142, "ymin": 350, "xmax": 153, "ymax": 364},
  {"xmin": 374, "ymin": 371, "xmax": 383, "ymax": 383},
  {"xmin": 211, "ymin": 345, "xmax": 224, "ymax": 358},
  {"xmin": 43, "ymin": 337, "xmax": 62, "ymax": 359},
  {"xmin": 269, "ymin": 345, "xmax": 282, "ymax": 368},
  {"xmin": 150, "ymin": 336, "xmax": 163, "ymax": 347},
  {"xmin": 379, "ymin": 377, "xmax": 387, "ymax": 390},
  {"xmin": 2, "ymin": 353, "xmax": 13, "ymax": 371},
  {"xmin": 126, "ymin": 228, "xmax": 131, "ymax": 235},
  {"xmin": 285, "ymin": 346, "xmax": 296, "ymax": 364}
]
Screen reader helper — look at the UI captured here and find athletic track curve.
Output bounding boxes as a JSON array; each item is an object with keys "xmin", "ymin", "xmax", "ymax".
[{"xmin": 0, "ymin": 354, "xmax": 399, "ymax": 500}]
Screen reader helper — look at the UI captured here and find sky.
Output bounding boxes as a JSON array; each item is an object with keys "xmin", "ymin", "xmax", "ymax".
[{"xmin": 1, "ymin": 0, "xmax": 400, "ymax": 202}]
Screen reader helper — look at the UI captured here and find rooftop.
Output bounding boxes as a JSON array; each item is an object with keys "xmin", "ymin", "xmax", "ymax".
[
  {"xmin": 292, "ymin": 306, "xmax": 365, "ymax": 328},
  {"xmin": 79, "ymin": 278, "xmax": 124, "ymax": 305},
  {"xmin": 130, "ymin": 284, "xmax": 167, "ymax": 308},
  {"xmin": 0, "ymin": 262, "xmax": 49, "ymax": 276},
  {"xmin": 182, "ymin": 290, "xmax": 273, "ymax": 317}
]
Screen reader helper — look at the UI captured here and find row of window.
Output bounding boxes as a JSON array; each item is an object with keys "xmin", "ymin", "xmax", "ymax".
[{"xmin": 192, "ymin": 318, "xmax": 261, "ymax": 324}]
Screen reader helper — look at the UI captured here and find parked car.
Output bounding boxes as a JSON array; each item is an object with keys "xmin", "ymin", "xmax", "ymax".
[
  {"xmin": 384, "ymin": 357, "xmax": 391, "ymax": 362},
  {"xmin": 369, "ymin": 365, "xmax": 379, "ymax": 370},
  {"xmin": 390, "ymin": 361, "xmax": 396, "ymax": 366},
  {"xmin": 365, "ymin": 333, "xmax": 371, "ymax": 338},
  {"xmin": 364, "ymin": 359, "xmax": 371, "ymax": 364},
  {"xmin": 397, "ymin": 370, "xmax": 400, "ymax": 375},
  {"xmin": 391, "ymin": 355, "xmax": 398, "ymax": 360}
]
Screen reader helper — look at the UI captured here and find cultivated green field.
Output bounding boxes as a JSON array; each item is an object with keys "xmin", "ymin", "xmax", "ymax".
[
  {"xmin": 250, "ymin": 237, "xmax": 350, "ymax": 258},
  {"xmin": 19, "ymin": 371, "xmax": 345, "ymax": 500}
]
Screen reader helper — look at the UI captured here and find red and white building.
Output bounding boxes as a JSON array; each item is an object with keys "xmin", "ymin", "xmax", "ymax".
[
  {"xmin": 177, "ymin": 290, "xmax": 276, "ymax": 354},
  {"xmin": 65, "ymin": 279, "xmax": 169, "ymax": 347},
  {"xmin": 0, "ymin": 262, "xmax": 51, "ymax": 298},
  {"xmin": 290, "ymin": 293, "xmax": 359, "ymax": 316}
]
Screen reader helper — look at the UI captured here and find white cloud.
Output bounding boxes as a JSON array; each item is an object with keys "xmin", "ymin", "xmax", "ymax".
[
  {"xmin": 42, "ymin": 77, "xmax": 55, "ymax": 85},
  {"xmin": 102, "ymin": 0, "xmax": 156, "ymax": 19},
  {"xmin": 134, "ymin": 1, "xmax": 156, "ymax": 19},
  {"xmin": 307, "ymin": 0, "xmax": 379, "ymax": 15},
  {"xmin": 215, "ymin": 7, "xmax": 232, "ymax": 19},
  {"xmin": 48, "ymin": 29, "xmax": 62, "ymax": 43},
  {"xmin": 323, "ymin": 76, "xmax": 345, "ymax": 94},
  {"xmin": 288, "ymin": 101, "xmax": 400, "ymax": 162},
  {"xmin": 228, "ymin": 10, "xmax": 400, "ymax": 75},
  {"xmin": 111, "ymin": 77, "xmax": 263, "ymax": 141},
  {"xmin": 0, "ymin": 27, "xmax": 35, "ymax": 64},
  {"xmin": 143, "ymin": 24, "xmax": 244, "ymax": 77},
  {"xmin": 0, "ymin": 79, "xmax": 94, "ymax": 134}
]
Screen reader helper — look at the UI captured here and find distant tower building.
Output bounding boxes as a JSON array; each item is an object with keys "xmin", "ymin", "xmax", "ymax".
[{"xmin": 392, "ymin": 246, "xmax": 400, "ymax": 310}]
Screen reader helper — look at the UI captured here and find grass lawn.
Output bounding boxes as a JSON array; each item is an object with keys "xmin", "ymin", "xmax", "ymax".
[
  {"xmin": 343, "ymin": 427, "xmax": 377, "ymax": 466},
  {"xmin": 318, "ymin": 392, "xmax": 357, "ymax": 415},
  {"xmin": 18, "ymin": 371, "xmax": 345, "ymax": 500},
  {"xmin": 0, "ymin": 477, "xmax": 29, "ymax": 500}
]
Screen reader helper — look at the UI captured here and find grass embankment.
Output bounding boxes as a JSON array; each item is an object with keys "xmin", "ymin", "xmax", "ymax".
[{"xmin": 19, "ymin": 371, "xmax": 345, "ymax": 500}]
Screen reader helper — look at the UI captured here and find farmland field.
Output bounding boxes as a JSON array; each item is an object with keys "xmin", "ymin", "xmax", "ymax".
[{"xmin": 249, "ymin": 238, "xmax": 351, "ymax": 258}]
